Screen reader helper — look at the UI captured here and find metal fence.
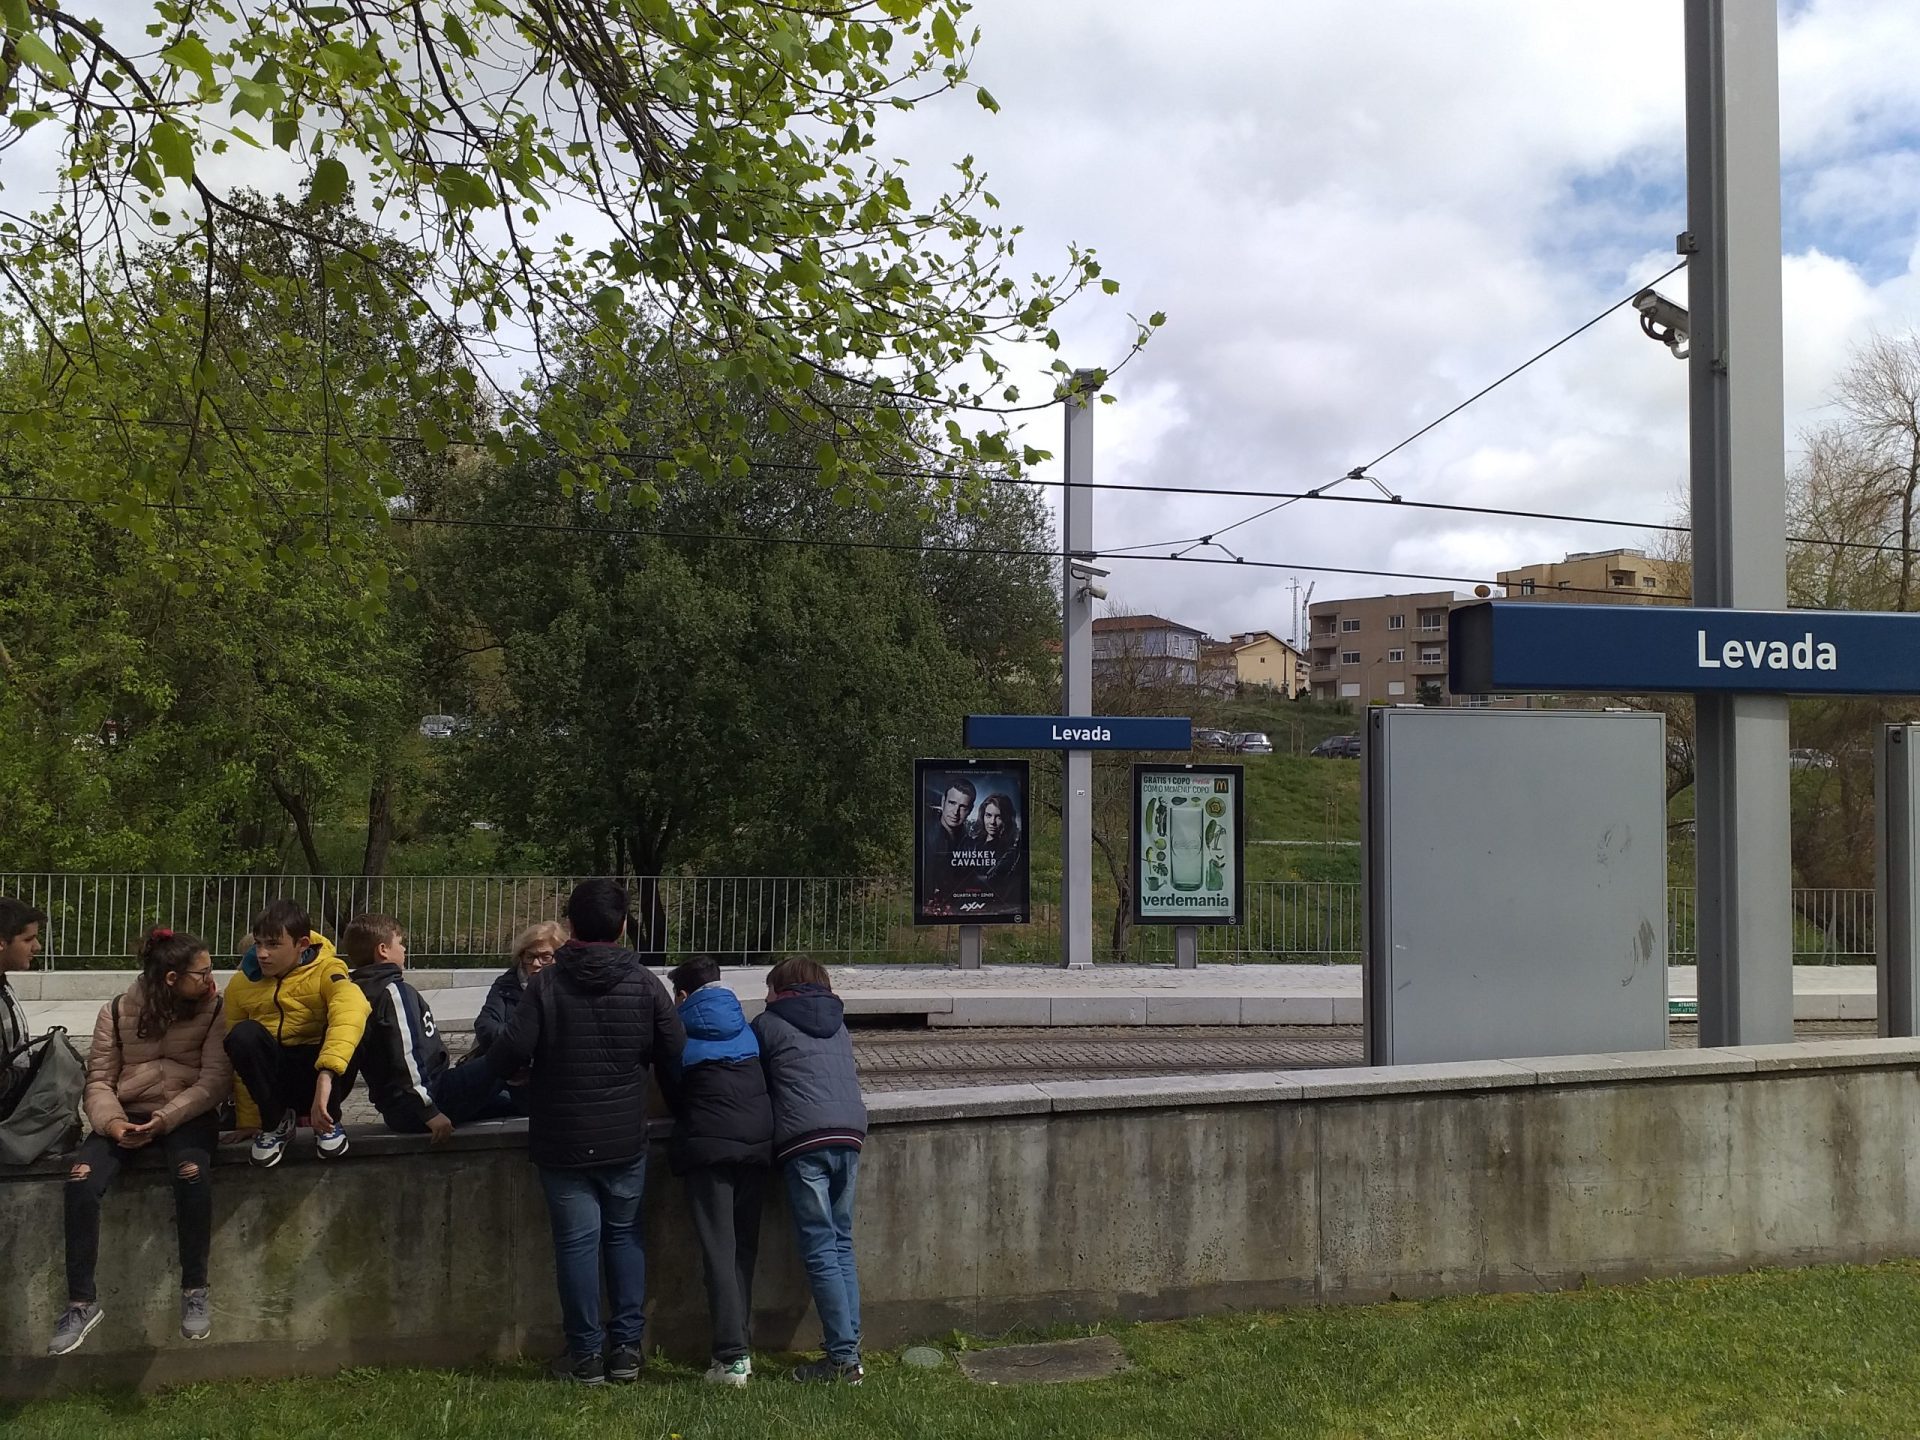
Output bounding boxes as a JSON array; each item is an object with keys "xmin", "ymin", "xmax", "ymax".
[{"xmin": 0, "ymin": 873, "xmax": 1877, "ymax": 970}]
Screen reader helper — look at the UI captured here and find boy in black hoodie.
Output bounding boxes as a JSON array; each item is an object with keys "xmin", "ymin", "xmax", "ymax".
[
  {"xmin": 340, "ymin": 915, "xmax": 515, "ymax": 1140},
  {"xmin": 753, "ymin": 955, "xmax": 868, "ymax": 1385},
  {"xmin": 662, "ymin": 956, "xmax": 773, "ymax": 1387},
  {"xmin": 488, "ymin": 880, "xmax": 685, "ymax": 1386}
]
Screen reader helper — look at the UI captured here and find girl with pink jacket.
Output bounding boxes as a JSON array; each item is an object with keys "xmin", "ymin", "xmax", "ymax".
[{"xmin": 48, "ymin": 929, "xmax": 230, "ymax": 1356}]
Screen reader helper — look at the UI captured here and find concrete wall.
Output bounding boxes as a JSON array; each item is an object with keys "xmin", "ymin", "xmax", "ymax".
[{"xmin": 7, "ymin": 1039, "xmax": 1920, "ymax": 1396}]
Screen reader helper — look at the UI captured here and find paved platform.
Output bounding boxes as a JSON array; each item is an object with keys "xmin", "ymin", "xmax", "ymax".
[{"xmin": 12, "ymin": 963, "xmax": 1881, "ymax": 1033}]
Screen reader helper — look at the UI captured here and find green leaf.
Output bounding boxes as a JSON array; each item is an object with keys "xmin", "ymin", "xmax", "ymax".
[
  {"xmin": 310, "ymin": 155, "xmax": 349, "ymax": 206},
  {"xmin": 272, "ymin": 114, "xmax": 298, "ymax": 150},
  {"xmin": 433, "ymin": 166, "xmax": 497, "ymax": 210},
  {"xmin": 975, "ymin": 86, "xmax": 998, "ymax": 112},
  {"xmin": 931, "ymin": 8, "xmax": 957, "ymax": 51},
  {"xmin": 1149, "ymin": 311, "xmax": 1167, "ymax": 327},
  {"xmin": 1100, "ymin": 278, "xmax": 1119, "ymax": 295},
  {"xmin": 160, "ymin": 36, "xmax": 217, "ymax": 95},
  {"xmin": 15, "ymin": 32, "xmax": 75, "ymax": 89},
  {"xmin": 149, "ymin": 121, "xmax": 196, "ymax": 181},
  {"xmin": 0, "ymin": 0, "xmax": 30, "ymax": 30}
]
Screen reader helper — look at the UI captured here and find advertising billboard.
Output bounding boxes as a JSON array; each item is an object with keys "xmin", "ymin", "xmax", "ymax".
[
  {"xmin": 914, "ymin": 759, "xmax": 1031, "ymax": 925},
  {"xmin": 1132, "ymin": 764, "xmax": 1244, "ymax": 925}
]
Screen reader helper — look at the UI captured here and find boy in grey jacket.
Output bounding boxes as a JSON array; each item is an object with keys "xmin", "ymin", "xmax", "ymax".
[{"xmin": 752, "ymin": 956, "xmax": 867, "ymax": 1384}]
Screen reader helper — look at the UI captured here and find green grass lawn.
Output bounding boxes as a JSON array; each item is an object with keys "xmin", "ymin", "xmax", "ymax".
[{"xmin": 13, "ymin": 1262, "xmax": 1920, "ymax": 1439}]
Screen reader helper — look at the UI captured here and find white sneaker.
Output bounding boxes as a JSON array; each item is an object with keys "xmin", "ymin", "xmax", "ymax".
[
  {"xmin": 705, "ymin": 1357, "xmax": 751, "ymax": 1387},
  {"xmin": 249, "ymin": 1112, "xmax": 296, "ymax": 1169},
  {"xmin": 314, "ymin": 1121, "xmax": 350, "ymax": 1160}
]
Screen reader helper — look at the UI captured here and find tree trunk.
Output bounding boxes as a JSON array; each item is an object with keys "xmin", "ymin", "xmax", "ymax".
[
  {"xmin": 267, "ymin": 772, "xmax": 326, "ymax": 876},
  {"xmin": 1900, "ymin": 435, "xmax": 1918, "ymax": 611},
  {"xmin": 361, "ymin": 768, "xmax": 396, "ymax": 879}
]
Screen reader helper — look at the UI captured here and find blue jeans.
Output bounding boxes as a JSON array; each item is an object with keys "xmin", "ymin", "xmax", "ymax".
[
  {"xmin": 538, "ymin": 1153, "xmax": 648, "ymax": 1360},
  {"xmin": 783, "ymin": 1147, "xmax": 861, "ymax": 1363}
]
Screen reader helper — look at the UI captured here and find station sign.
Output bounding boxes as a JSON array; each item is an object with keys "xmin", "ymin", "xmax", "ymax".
[
  {"xmin": 1450, "ymin": 602, "xmax": 1920, "ymax": 696},
  {"xmin": 963, "ymin": 714, "xmax": 1193, "ymax": 751}
]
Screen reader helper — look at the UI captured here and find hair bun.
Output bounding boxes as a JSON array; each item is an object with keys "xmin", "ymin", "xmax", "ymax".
[{"xmin": 152, "ymin": 927, "xmax": 174, "ymax": 939}]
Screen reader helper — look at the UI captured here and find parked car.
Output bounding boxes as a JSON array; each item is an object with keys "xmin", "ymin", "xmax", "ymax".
[
  {"xmin": 1789, "ymin": 748, "xmax": 1836, "ymax": 770},
  {"xmin": 1193, "ymin": 727, "xmax": 1233, "ymax": 751},
  {"xmin": 418, "ymin": 714, "xmax": 467, "ymax": 740},
  {"xmin": 1232, "ymin": 731, "xmax": 1275, "ymax": 755},
  {"xmin": 1310, "ymin": 733, "xmax": 1362, "ymax": 760}
]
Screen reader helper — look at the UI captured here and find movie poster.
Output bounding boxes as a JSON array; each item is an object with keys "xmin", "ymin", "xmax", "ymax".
[
  {"xmin": 1133, "ymin": 764, "xmax": 1245, "ymax": 925},
  {"xmin": 913, "ymin": 759, "xmax": 1031, "ymax": 925}
]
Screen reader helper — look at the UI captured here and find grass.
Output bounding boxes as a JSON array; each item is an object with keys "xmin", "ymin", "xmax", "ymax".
[{"xmin": 13, "ymin": 1262, "xmax": 1920, "ymax": 1438}]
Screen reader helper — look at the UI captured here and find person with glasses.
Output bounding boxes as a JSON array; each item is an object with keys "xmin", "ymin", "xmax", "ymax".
[
  {"xmin": 49, "ymin": 928, "xmax": 231, "ymax": 1355},
  {"xmin": 473, "ymin": 921, "xmax": 564, "ymax": 1060}
]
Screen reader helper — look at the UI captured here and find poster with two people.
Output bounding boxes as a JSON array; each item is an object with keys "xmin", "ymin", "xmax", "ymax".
[{"xmin": 914, "ymin": 759, "xmax": 1030, "ymax": 924}]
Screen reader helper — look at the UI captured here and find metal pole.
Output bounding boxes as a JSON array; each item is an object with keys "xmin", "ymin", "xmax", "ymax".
[
  {"xmin": 1061, "ymin": 370, "xmax": 1101, "ymax": 969},
  {"xmin": 1877, "ymin": 725, "xmax": 1920, "ymax": 1036},
  {"xmin": 958, "ymin": 924, "xmax": 983, "ymax": 971},
  {"xmin": 1685, "ymin": 0, "xmax": 1794, "ymax": 1045},
  {"xmin": 1174, "ymin": 924, "xmax": 1198, "ymax": 970}
]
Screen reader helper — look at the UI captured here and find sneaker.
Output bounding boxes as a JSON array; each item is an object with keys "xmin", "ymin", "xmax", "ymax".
[
  {"xmin": 180, "ymin": 1287, "xmax": 211, "ymax": 1342},
  {"xmin": 249, "ymin": 1111, "xmax": 297, "ymax": 1169},
  {"xmin": 606, "ymin": 1342, "xmax": 643, "ymax": 1383},
  {"xmin": 792, "ymin": 1356, "xmax": 862, "ymax": 1385},
  {"xmin": 548, "ymin": 1351, "xmax": 605, "ymax": 1385},
  {"xmin": 47, "ymin": 1302, "xmax": 104, "ymax": 1356},
  {"xmin": 314, "ymin": 1121, "xmax": 350, "ymax": 1161},
  {"xmin": 705, "ymin": 1357, "xmax": 751, "ymax": 1387}
]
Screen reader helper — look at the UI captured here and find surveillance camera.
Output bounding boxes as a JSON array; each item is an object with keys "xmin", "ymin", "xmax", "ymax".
[
  {"xmin": 1080, "ymin": 582, "xmax": 1108, "ymax": 602},
  {"xmin": 1632, "ymin": 288, "xmax": 1690, "ymax": 359}
]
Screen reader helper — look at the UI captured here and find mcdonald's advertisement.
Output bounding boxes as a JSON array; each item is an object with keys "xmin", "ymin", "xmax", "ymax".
[{"xmin": 1132, "ymin": 764, "xmax": 1245, "ymax": 925}]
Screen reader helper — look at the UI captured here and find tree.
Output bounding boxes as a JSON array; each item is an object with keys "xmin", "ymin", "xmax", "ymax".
[
  {"xmin": 0, "ymin": 0, "xmax": 1157, "ymax": 578},
  {"xmin": 425, "ymin": 421, "xmax": 1056, "ymax": 902}
]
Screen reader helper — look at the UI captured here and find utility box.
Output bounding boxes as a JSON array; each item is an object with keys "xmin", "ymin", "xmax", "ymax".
[
  {"xmin": 1876, "ymin": 724, "xmax": 1920, "ymax": 1038},
  {"xmin": 1364, "ymin": 707, "xmax": 1669, "ymax": 1065}
]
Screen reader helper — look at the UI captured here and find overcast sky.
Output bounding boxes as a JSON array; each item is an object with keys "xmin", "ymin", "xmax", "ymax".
[{"xmin": 884, "ymin": 0, "xmax": 1920, "ymax": 640}]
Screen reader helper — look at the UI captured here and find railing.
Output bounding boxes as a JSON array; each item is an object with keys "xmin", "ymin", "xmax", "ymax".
[{"xmin": 0, "ymin": 874, "xmax": 1876, "ymax": 970}]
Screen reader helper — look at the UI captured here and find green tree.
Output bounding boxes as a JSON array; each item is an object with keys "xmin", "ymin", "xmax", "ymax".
[{"xmin": 0, "ymin": 0, "xmax": 1156, "ymax": 576}]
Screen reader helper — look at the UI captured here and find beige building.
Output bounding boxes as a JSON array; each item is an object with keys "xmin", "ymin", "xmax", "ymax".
[
  {"xmin": 1219, "ymin": 631, "xmax": 1307, "ymax": 697},
  {"xmin": 1307, "ymin": 591, "xmax": 1459, "ymax": 706},
  {"xmin": 1499, "ymin": 548, "xmax": 1688, "ymax": 604}
]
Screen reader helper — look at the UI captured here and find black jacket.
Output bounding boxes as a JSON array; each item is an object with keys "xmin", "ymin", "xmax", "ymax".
[
  {"xmin": 343, "ymin": 963, "xmax": 449, "ymax": 1129},
  {"xmin": 752, "ymin": 984, "xmax": 866, "ymax": 1163},
  {"xmin": 472, "ymin": 966, "xmax": 525, "ymax": 1057},
  {"xmin": 660, "ymin": 985, "xmax": 773, "ymax": 1175},
  {"xmin": 489, "ymin": 940, "xmax": 684, "ymax": 1169}
]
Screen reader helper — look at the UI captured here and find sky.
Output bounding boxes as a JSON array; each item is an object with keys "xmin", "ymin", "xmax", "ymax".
[{"xmin": 874, "ymin": 0, "xmax": 1920, "ymax": 641}]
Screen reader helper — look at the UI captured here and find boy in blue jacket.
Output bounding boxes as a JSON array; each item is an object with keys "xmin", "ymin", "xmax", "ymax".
[
  {"xmin": 341, "ymin": 914, "xmax": 514, "ymax": 1139},
  {"xmin": 663, "ymin": 956, "xmax": 774, "ymax": 1387}
]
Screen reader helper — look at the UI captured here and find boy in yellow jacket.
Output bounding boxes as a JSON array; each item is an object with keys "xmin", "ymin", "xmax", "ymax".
[{"xmin": 222, "ymin": 899, "xmax": 370, "ymax": 1169}]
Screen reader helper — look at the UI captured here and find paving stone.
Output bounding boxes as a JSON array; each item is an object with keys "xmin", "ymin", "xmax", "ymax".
[
  {"xmin": 957, "ymin": 1336, "xmax": 1130, "ymax": 1386},
  {"xmin": 1048, "ymin": 996, "xmax": 1148, "ymax": 1026},
  {"xmin": 1144, "ymin": 995, "xmax": 1242, "ymax": 1025}
]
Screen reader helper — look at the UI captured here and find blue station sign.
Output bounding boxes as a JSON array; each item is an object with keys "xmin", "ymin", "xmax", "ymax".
[
  {"xmin": 963, "ymin": 714, "xmax": 1194, "ymax": 751},
  {"xmin": 1451, "ymin": 601, "xmax": 1920, "ymax": 696}
]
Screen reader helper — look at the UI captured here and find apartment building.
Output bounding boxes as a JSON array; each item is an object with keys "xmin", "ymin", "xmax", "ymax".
[
  {"xmin": 1092, "ymin": 614, "xmax": 1205, "ymax": 688},
  {"xmin": 1499, "ymin": 548, "xmax": 1688, "ymax": 604},
  {"xmin": 1307, "ymin": 591, "xmax": 1457, "ymax": 706}
]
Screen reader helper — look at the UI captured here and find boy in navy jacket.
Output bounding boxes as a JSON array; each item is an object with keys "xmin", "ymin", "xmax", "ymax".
[
  {"xmin": 662, "ymin": 956, "xmax": 774, "ymax": 1387},
  {"xmin": 341, "ymin": 914, "xmax": 514, "ymax": 1139}
]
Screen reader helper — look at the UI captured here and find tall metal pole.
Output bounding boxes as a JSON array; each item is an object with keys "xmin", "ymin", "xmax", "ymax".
[
  {"xmin": 1685, "ymin": 0, "xmax": 1794, "ymax": 1044},
  {"xmin": 1061, "ymin": 371, "xmax": 1100, "ymax": 969}
]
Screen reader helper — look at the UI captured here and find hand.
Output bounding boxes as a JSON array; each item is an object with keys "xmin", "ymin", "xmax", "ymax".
[
  {"xmin": 507, "ymin": 1069, "xmax": 531, "ymax": 1087},
  {"xmin": 222, "ymin": 1127, "xmax": 258, "ymax": 1146},
  {"xmin": 115, "ymin": 1119, "xmax": 156, "ymax": 1149},
  {"xmin": 426, "ymin": 1113, "xmax": 454, "ymax": 1144},
  {"xmin": 309, "ymin": 1072, "xmax": 335, "ymax": 1132}
]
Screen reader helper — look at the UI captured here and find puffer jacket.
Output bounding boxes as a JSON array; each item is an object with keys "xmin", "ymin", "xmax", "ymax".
[
  {"xmin": 223, "ymin": 933, "xmax": 371, "ymax": 1127},
  {"xmin": 752, "ymin": 983, "xmax": 867, "ymax": 1163},
  {"xmin": 488, "ymin": 940, "xmax": 685, "ymax": 1170},
  {"xmin": 84, "ymin": 979, "xmax": 231, "ymax": 1135},
  {"xmin": 661, "ymin": 984, "xmax": 773, "ymax": 1175}
]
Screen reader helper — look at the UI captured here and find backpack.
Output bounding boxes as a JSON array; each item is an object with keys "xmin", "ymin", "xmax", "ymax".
[{"xmin": 0, "ymin": 1027, "xmax": 86, "ymax": 1165}]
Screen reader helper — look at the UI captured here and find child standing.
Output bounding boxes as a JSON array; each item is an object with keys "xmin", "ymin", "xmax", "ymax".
[
  {"xmin": 49, "ymin": 929, "xmax": 230, "ymax": 1355},
  {"xmin": 752, "ymin": 956, "xmax": 867, "ymax": 1385},
  {"xmin": 222, "ymin": 900, "xmax": 369, "ymax": 1168},
  {"xmin": 341, "ymin": 914, "xmax": 515, "ymax": 1138},
  {"xmin": 663, "ymin": 957, "xmax": 773, "ymax": 1387}
]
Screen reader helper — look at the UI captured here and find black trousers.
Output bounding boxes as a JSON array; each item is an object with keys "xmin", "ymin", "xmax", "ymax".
[
  {"xmin": 64, "ymin": 1109, "xmax": 219, "ymax": 1303},
  {"xmin": 224, "ymin": 1019, "xmax": 349, "ymax": 1124},
  {"xmin": 685, "ymin": 1162, "xmax": 768, "ymax": 1363}
]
